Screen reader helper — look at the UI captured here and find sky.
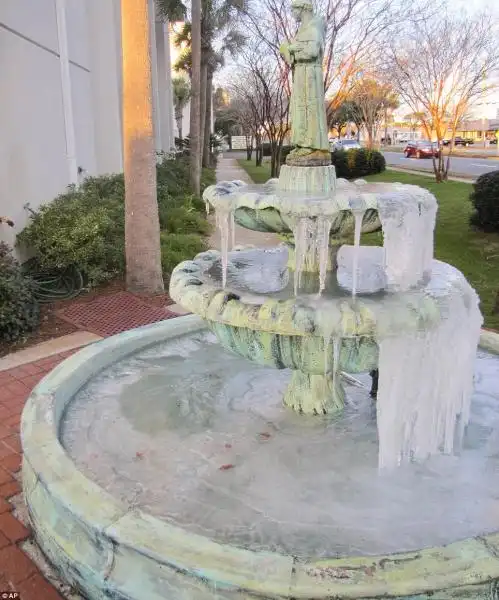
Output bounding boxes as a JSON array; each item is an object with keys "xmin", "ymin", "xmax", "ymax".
[{"xmin": 212, "ymin": 0, "xmax": 499, "ymax": 117}]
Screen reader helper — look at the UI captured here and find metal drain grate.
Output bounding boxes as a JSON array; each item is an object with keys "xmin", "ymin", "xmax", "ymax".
[{"xmin": 56, "ymin": 291, "xmax": 177, "ymax": 337}]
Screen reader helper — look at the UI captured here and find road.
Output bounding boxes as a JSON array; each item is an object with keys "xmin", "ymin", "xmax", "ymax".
[{"xmin": 383, "ymin": 151, "xmax": 499, "ymax": 178}]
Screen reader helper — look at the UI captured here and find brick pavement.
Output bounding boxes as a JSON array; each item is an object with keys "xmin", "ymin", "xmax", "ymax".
[{"xmin": 0, "ymin": 352, "xmax": 75, "ymax": 599}]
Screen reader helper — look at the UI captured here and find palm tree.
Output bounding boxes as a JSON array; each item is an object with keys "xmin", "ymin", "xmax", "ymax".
[
  {"xmin": 172, "ymin": 76, "xmax": 191, "ymax": 143},
  {"xmin": 160, "ymin": 1, "xmax": 245, "ymax": 171},
  {"xmin": 121, "ymin": 0, "xmax": 164, "ymax": 293},
  {"xmin": 190, "ymin": 0, "xmax": 202, "ymax": 196},
  {"xmin": 202, "ymin": 28, "xmax": 246, "ymax": 166},
  {"xmin": 155, "ymin": 0, "xmax": 186, "ymax": 21}
]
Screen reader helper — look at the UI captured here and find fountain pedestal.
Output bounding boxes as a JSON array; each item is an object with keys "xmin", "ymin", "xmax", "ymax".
[
  {"xmin": 278, "ymin": 164, "xmax": 337, "ymax": 194},
  {"xmin": 283, "ymin": 371, "xmax": 345, "ymax": 414}
]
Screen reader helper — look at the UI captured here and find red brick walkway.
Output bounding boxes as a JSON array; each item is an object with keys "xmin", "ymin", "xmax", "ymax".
[{"xmin": 0, "ymin": 351, "xmax": 75, "ymax": 599}]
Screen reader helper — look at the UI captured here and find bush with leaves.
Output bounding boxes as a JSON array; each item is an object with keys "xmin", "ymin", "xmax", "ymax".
[
  {"xmin": 330, "ymin": 148, "xmax": 386, "ymax": 179},
  {"xmin": 0, "ymin": 243, "xmax": 39, "ymax": 342},
  {"xmin": 17, "ymin": 183, "xmax": 125, "ymax": 286},
  {"xmin": 160, "ymin": 233, "xmax": 208, "ymax": 278},
  {"xmin": 470, "ymin": 170, "xmax": 499, "ymax": 233},
  {"xmin": 261, "ymin": 143, "xmax": 293, "ymax": 161},
  {"xmin": 18, "ymin": 155, "xmax": 214, "ymax": 287}
]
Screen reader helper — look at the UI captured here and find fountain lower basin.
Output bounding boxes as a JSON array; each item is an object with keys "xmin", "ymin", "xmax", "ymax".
[{"xmin": 21, "ymin": 315, "xmax": 499, "ymax": 599}]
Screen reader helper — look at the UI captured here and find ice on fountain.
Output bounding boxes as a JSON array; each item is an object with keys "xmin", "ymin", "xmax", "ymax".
[
  {"xmin": 377, "ymin": 272, "xmax": 483, "ymax": 469},
  {"xmin": 337, "ymin": 246, "xmax": 386, "ymax": 294},
  {"xmin": 215, "ymin": 209, "xmax": 232, "ymax": 288},
  {"xmin": 351, "ymin": 209, "xmax": 365, "ymax": 297},
  {"xmin": 377, "ymin": 187, "xmax": 437, "ymax": 291},
  {"xmin": 291, "ymin": 215, "xmax": 334, "ymax": 296},
  {"xmin": 317, "ymin": 216, "xmax": 332, "ymax": 294}
]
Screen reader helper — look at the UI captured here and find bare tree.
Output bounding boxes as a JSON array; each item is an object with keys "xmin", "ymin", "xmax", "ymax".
[
  {"xmin": 121, "ymin": 0, "xmax": 164, "ymax": 293},
  {"xmin": 221, "ymin": 96, "xmax": 257, "ymax": 160},
  {"xmin": 349, "ymin": 78, "xmax": 398, "ymax": 149},
  {"xmin": 404, "ymin": 111, "xmax": 426, "ymax": 139},
  {"xmin": 230, "ymin": 72, "xmax": 267, "ymax": 166},
  {"xmin": 389, "ymin": 11, "xmax": 499, "ymax": 182},
  {"xmin": 235, "ymin": 49, "xmax": 291, "ymax": 176},
  {"xmin": 241, "ymin": 0, "xmax": 435, "ymax": 122}
]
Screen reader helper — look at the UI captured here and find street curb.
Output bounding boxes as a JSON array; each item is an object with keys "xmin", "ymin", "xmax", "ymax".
[
  {"xmin": 388, "ymin": 148, "xmax": 499, "ymax": 160},
  {"xmin": 386, "ymin": 166, "xmax": 474, "ymax": 183}
]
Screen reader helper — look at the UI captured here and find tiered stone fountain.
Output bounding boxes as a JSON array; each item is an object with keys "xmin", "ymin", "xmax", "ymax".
[{"xmin": 21, "ymin": 0, "xmax": 499, "ymax": 598}]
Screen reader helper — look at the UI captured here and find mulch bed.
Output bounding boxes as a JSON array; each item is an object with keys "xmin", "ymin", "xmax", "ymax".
[{"xmin": 0, "ymin": 279, "xmax": 174, "ymax": 358}]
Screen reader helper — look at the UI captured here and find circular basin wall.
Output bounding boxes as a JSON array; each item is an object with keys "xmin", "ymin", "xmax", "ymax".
[{"xmin": 21, "ymin": 315, "xmax": 499, "ymax": 599}]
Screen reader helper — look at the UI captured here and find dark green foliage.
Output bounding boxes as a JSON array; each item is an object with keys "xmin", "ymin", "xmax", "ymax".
[
  {"xmin": 280, "ymin": 146, "xmax": 293, "ymax": 163},
  {"xmin": 261, "ymin": 143, "xmax": 293, "ymax": 160},
  {"xmin": 330, "ymin": 148, "xmax": 386, "ymax": 179},
  {"xmin": 160, "ymin": 233, "xmax": 208, "ymax": 279},
  {"xmin": 17, "ymin": 181, "xmax": 125, "ymax": 286},
  {"xmin": 470, "ymin": 170, "xmax": 499, "ymax": 232},
  {"xmin": 18, "ymin": 156, "xmax": 213, "ymax": 286},
  {"xmin": 0, "ymin": 243, "xmax": 40, "ymax": 342},
  {"xmin": 159, "ymin": 206, "xmax": 211, "ymax": 235}
]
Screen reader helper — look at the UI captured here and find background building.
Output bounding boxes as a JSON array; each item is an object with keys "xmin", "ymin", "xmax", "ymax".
[{"xmin": 0, "ymin": 0, "xmax": 175, "ymax": 249}]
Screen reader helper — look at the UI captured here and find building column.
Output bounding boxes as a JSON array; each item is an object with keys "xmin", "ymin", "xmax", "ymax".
[
  {"xmin": 148, "ymin": 0, "xmax": 162, "ymax": 155},
  {"xmin": 55, "ymin": 0, "xmax": 78, "ymax": 185},
  {"xmin": 156, "ymin": 21, "xmax": 175, "ymax": 151},
  {"xmin": 87, "ymin": 0, "xmax": 123, "ymax": 174}
]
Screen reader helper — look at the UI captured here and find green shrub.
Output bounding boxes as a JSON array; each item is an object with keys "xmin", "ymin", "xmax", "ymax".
[
  {"xmin": 18, "ymin": 154, "xmax": 214, "ymax": 287},
  {"xmin": 470, "ymin": 170, "xmax": 499, "ymax": 232},
  {"xmin": 330, "ymin": 148, "xmax": 386, "ymax": 179},
  {"xmin": 281, "ymin": 146, "xmax": 293, "ymax": 163},
  {"xmin": 0, "ymin": 243, "xmax": 40, "ymax": 342},
  {"xmin": 201, "ymin": 166, "xmax": 217, "ymax": 191},
  {"xmin": 159, "ymin": 205, "xmax": 211, "ymax": 235},
  {"xmin": 160, "ymin": 233, "xmax": 208, "ymax": 278},
  {"xmin": 261, "ymin": 143, "xmax": 293, "ymax": 161},
  {"xmin": 17, "ymin": 189, "xmax": 125, "ymax": 286}
]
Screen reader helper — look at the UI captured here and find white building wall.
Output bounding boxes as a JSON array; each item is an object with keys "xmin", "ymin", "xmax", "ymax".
[
  {"xmin": 1, "ymin": 0, "xmax": 175, "ymax": 250},
  {"xmin": 0, "ymin": 0, "xmax": 68, "ymax": 249}
]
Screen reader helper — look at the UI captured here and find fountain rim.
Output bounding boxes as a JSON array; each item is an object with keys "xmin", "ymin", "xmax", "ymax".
[
  {"xmin": 203, "ymin": 178, "xmax": 433, "ymax": 220},
  {"xmin": 21, "ymin": 314, "xmax": 499, "ymax": 599},
  {"xmin": 169, "ymin": 248, "xmax": 471, "ymax": 340}
]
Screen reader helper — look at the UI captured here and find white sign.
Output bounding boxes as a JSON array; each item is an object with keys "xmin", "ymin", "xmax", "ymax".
[{"xmin": 231, "ymin": 136, "xmax": 252, "ymax": 150}]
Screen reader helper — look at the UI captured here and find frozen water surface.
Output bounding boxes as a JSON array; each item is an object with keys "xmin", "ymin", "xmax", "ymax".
[{"xmin": 61, "ymin": 330, "xmax": 499, "ymax": 558}]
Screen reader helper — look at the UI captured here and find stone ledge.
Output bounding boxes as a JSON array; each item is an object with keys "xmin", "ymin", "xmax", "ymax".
[{"xmin": 0, "ymin": 332, "xmax": 103, "ymax": 373}]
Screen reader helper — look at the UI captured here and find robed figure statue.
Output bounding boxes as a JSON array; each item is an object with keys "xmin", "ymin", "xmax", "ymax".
[{"xmin": 280, "ymin": 0, "xmax": 331, "ymax": 166}]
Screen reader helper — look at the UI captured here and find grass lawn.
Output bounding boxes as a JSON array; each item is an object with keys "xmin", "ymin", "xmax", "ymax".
[{"xmin": 238, "ymin": 159, "xmax": 499, "ymax": 330}]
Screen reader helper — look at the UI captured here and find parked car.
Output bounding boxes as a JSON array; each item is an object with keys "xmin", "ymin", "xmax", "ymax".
[
  {"xmin": 442, "ymin": 137, "xmax": 474, "ymax": 147},
  {"xmin": 397, "ymin": 135, "xmax": 415, "ymax": 144},
  {"xmin": 332, "ymin": 139, "xmax": 362, "ymax": 151},
  {"xmin": 404, "ymin": 141, "xmax": 440, "ymax": 159}
]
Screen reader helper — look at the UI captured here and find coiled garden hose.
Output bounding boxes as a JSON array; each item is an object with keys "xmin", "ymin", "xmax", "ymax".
[{"xmin": 22, "ymin": 260, "xmax": 84, "ymax": 304}]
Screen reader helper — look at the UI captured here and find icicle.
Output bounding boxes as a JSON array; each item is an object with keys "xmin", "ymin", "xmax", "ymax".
[
  {"xmin": 376, "ymin": 277, "xmax": 483, "ymax": 470},
  {"xmin": 351, "ymin": 210, "xmax": 365, "ymax": 297},
  {"xmin": 215, "ymin": 209, "xmax": 230, "ymax": 288},
  {"xmin": 332, "ymin": 337, "xmax": 341, "ymax": 389},
  {"xmin": 316, "ymin": 216, "xmax": 332, "ymax": 295},
  {"xmin": 324, "ymin": 336, "xmax": 330, "ymax": 376},
  {"xmin": 230, "ymin": 210, "xmax": 236, "ymax": 250},
  {"xmin": 378, "ymin": 190, "xmax": 437, "ymax": 291},
  {"xmin": 292, "ymin": 218, "xmax": 310, "ymax": 296}
]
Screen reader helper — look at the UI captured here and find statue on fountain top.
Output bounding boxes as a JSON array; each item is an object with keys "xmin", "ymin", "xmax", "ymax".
[{"xmin": 280, "ymin": 0, "xmax": 331, "ymax": 167}]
